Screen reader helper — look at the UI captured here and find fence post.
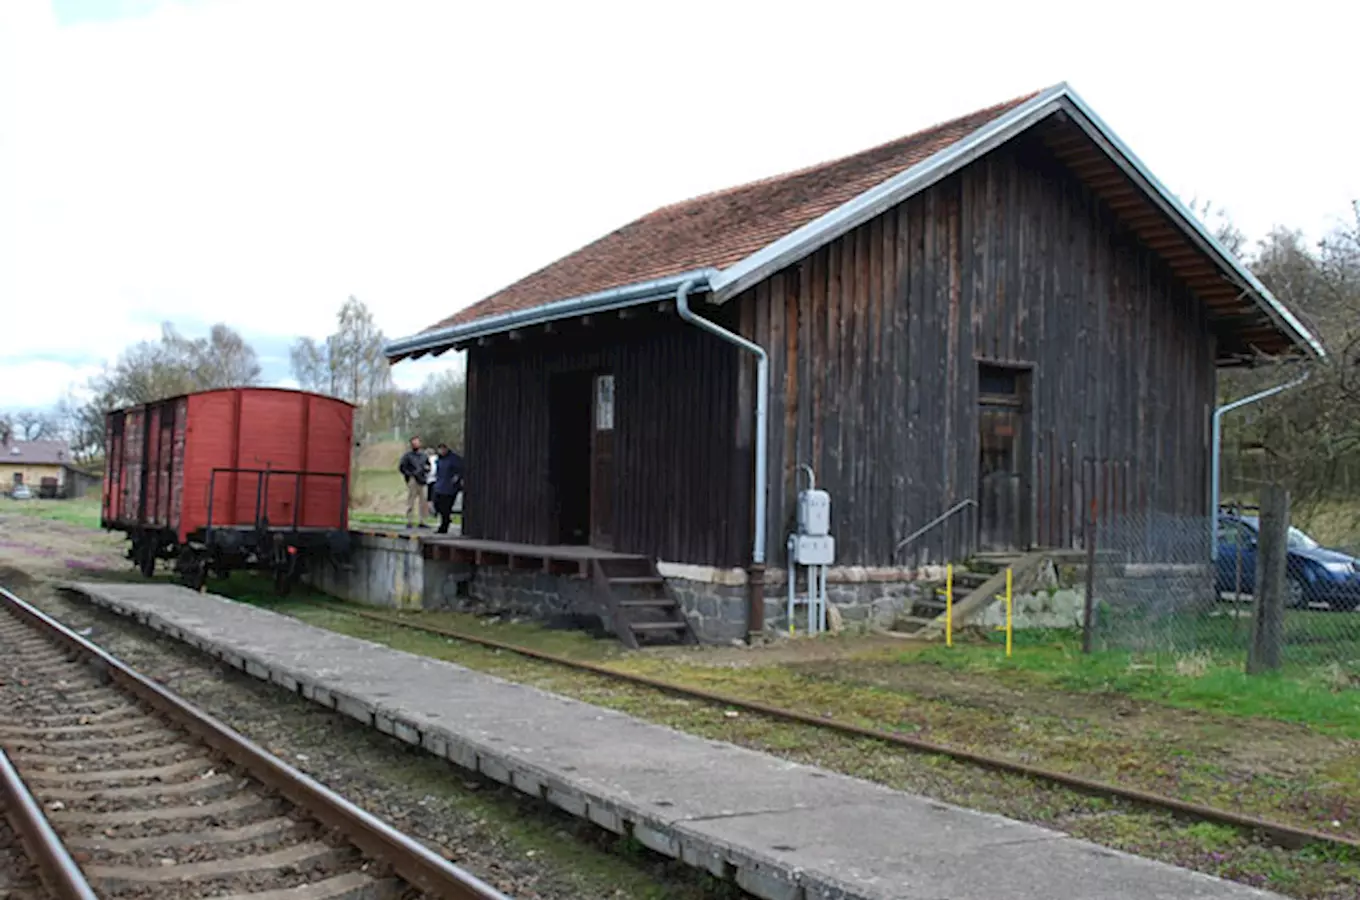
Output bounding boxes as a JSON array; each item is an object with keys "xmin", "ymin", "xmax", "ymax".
[
  {"xmin": 1082, "ymin": 498, "xmax": 1097, "ymax": 654},
  {"xmin": 1247, "ymin": 483, "xmax": 1288, "ymax": 674}
]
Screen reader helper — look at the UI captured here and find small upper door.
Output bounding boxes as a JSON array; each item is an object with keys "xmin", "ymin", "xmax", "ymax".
[{"xmin": 590, "ymin": 374, "xmax": 616, "ymax": 549}]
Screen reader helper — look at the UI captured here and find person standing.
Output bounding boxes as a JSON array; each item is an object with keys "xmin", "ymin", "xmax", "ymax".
[
  {"xmin": 432, "ymin": 443, "xmax": 464, "ymax": 535},
  {"xmin": 398, "ymin": 436, "xmax": 428, "ymax": 529},
  {"xmin": 424, "ymin": 448, "xmax": 438, "ymax": 519}
]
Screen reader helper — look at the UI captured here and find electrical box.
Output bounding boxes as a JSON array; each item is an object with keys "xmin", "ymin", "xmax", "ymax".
[
  {"xmin": 793, "ymin": 534, "xmax": 836, "ymax": 566},
  {"xmin": 797, "ymin": 489, "xmax": 832, "ymax": 537}
]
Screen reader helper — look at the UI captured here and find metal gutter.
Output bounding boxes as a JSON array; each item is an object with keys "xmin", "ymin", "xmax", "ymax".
[
  {"xmin": 674, "ymin": 276, "xmax": 770, "ymax": 640},
  {"xmin": 674, "ymin": 276, "xmax": 768, "ymax": 570},
  {"xmin": 383, "ymin": 269, "xmax": 720, "ymax": 360},
  {"xmin": 1209, "ymin": 369, "xmax": 1311, "ymax": 560}
]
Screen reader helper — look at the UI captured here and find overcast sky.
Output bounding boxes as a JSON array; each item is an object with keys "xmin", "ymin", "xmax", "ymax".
[{"xmin": 1, "ymin": 0, "xmax": 1357, "ymax": 410}]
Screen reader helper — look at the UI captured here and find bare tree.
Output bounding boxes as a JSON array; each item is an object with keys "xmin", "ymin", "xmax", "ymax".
[
  {"xmin": 1219, "ymin": 205, "xmax": 1360, "ymax": 522},
  {"xmin": 406, "ymin": 369, "xmax": 466, "ymax": 450},
  {"xmin": 74, "ymin": 322, "xmax": 262, "ymax": 458},
  {"xmin": 290, "ymin": 296, "xmax": 395, "ymax": 439}
]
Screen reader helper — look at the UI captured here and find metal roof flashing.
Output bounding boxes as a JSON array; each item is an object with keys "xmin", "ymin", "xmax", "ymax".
[
  {"xmin": 706, "ymin": 82, "xmax": 1323, "ymax": 363},
  {"xmin": 383, "ymin": 269, "xmax": 720, "ymax": 360},
  {"xmin": 385, "ymin": 82, "xmax": 1323, "ymax": 364}
]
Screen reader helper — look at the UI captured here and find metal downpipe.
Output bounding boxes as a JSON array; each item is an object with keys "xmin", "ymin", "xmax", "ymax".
[
  {"xmin": 1209, "ymin": 369, "xmax": 1311, "ymax": 560},
  {"xmin": 675, "ymin": 278, "xmax": 769, "ymax": 640}
]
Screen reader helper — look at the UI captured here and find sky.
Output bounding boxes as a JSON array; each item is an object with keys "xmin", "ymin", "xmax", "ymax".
[{"xmin": 1, "ymin": 0, "xmax": 1357, "ymax": 410}]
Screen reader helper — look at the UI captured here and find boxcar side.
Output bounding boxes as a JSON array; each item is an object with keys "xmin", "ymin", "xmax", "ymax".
[
  {"xmin": 179, "ymin": 388, "xmax": 354, "ymax": 539},
  {"xmin": 101, "ymin": 397, "xmax": 189, "ymax": 535},
  {"xmin": 102, "ymin": 387, "xmax": 355, "ymax": 588}
]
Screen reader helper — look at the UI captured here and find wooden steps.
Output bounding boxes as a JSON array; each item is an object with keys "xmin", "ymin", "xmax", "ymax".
[
  {"xmin": 895, "ymin": 551, "xmax": 1040, "ymax": 637},
  {"xmin": 590, "ymin": 557, "xmax": 696, "ymax": 649},
  {"xmin": 914, "ymin": 551, "xmax": 1047, "ymax": 640}
]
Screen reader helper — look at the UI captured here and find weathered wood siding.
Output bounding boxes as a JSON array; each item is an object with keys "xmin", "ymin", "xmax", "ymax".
[
  {"xmin": 463, "ymin": 314, "xmax": 751, "ymax": 568},
  {"xmin": 740, "ymin": 136, "xmax": 1216, "ymax": 566}
]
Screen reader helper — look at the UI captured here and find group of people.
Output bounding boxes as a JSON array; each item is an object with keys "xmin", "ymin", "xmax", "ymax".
[{"xmin": 399, "ymin": 436, "xmax": 463, "ymax": 533}]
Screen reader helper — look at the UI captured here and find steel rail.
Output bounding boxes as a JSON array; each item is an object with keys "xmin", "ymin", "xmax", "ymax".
[
  {"xmin": 308, "ymin": 598, "xmax": 1359, "ymax": 854},
  {"xmin": 0, "ymin": 586, "xmax": 512, "ymax": 900},
  {"xmin": 0, "ymin": 747, "xmax": 99, "ymax": 900}
]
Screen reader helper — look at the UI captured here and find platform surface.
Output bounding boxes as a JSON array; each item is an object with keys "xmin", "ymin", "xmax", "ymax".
[
  {"xmin": 60, "ymin": 581, "xmax": 1283, "ymax": 900},
  {"xmin": 349, "ymin": 527, "xmax": 643, "ymax": 562}
]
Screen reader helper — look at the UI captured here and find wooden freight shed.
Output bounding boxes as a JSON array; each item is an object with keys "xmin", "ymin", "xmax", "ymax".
[{"xmin": 387, "ymin": 82, "xmax": 1322, "ymax": 642}]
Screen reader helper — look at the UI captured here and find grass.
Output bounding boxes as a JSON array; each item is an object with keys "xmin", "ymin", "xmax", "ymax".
[
  {"xmin": 906, "ymin": 628, "xmax": 1360, "ymax": 737},
  {"xmin": 0, "ymin": 496, "xmax": 102, "ymax": 530}
]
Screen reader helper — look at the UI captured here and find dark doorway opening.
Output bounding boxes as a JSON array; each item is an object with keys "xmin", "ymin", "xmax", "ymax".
[
  {"xmin": 549, "ymin": 372, "xmax": 593, "ymax": 544},
  {"xmin": 977, "ymin": 363, "xmax": 1032, "ymax": 552}
]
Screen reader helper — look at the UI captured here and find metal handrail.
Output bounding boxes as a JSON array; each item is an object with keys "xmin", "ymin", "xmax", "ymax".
[{"xmin": 894, "ymin": 499, "xmax": 977, "ymax": 557}]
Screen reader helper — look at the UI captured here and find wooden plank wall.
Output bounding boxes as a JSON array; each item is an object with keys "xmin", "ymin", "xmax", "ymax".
[
  {"xmin": 463, "ymin": 314, "xmax": 751, "ymax": 568},
  {"xmin": 739, "ymin": 136, "xmax": 1216, "ymax": 567}
]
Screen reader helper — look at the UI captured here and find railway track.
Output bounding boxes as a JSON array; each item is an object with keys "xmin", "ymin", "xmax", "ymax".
[
  {"xmin": 0, "ymin": 586, "xmax": 513, "ymax": 900},
  {"xmin": 302, "ymin": 598, "xmax": 1360, "ymax": 856}
]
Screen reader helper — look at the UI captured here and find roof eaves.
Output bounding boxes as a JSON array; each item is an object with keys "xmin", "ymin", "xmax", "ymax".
[
  {"xmin": 1053, "ymin": 87, "xmax": 1325, "ymax": 362},
  {"xmin": 708, "ymin": 83, "xmax": 1324, "ymax": 363},
  {"xmin": 384, "ymin": 268, "xmax": 721, "ymax": 361},
  {"xmin": 707, "ymin": 83, "xmax": 1071, "ymax": 302}
]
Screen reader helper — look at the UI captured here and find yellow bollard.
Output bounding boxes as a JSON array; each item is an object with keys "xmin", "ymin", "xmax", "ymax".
[
  {"xmin": 1005, "ymin": 567, "xmax": 1013, "ymax": 658},
  {"xmin": 945, "ymin": 564, "xmax": 953, "ymax": 648}
]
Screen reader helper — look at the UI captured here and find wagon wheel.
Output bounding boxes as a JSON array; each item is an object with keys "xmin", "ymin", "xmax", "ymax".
[
  {"xmin": 271, "ymin": 541, "xmax": 300, "ymax": 596},
  {"xmin": 188, "ymin": 559, "xmax": 208, "ymax": 592},
  {"xmin": 177, "ymin": 550, "xmax": 207, "ymax": 592},
  {"xmin": 137, "ymin": 539, "xmax": 157, "ymax": 579}
]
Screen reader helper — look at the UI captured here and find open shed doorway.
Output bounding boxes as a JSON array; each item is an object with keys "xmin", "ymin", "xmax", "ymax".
[{"xmin": 549, "ymin": 372, "xmax": 593, "ymax": 545}]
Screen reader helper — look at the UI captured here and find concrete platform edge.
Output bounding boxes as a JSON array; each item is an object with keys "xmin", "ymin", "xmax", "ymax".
[{"xmin": 57, "ymin": 584, "xmax": 854, "ymax": 900}]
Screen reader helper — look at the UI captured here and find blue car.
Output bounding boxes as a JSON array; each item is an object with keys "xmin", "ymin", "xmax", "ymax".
[{"xmin": 1216, "ymin": 512, "xmax": 1360, "ymax": 610}]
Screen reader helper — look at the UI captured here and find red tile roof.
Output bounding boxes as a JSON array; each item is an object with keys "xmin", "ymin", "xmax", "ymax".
[{"xmin": 429, "ymin": 90, "xmax": 1039, "ymax": 332}]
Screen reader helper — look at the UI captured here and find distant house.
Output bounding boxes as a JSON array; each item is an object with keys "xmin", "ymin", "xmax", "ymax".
[
  {"xmin": 385, "ymin": 82, "xmax": 1322, "ymax": 640},
  {"xmin": 0, "ymin": 437, "xmax": 99, "ymax": 498}
]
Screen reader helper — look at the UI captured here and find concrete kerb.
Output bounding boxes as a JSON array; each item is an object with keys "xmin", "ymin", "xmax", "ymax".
[{"xmin": 56, "ymin": 584, "xmax": 834, "ymax": 900}]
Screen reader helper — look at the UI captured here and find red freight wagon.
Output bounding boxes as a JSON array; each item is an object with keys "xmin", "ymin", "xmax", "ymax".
[{"xmin": 102, "ymin": 387, "xmax": 355, "ymax": 592}]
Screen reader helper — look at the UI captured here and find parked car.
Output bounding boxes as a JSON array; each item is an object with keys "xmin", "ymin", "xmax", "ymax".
[
  {"xmin": 9, "ymin": 484, "xmax": 32, "ymax": 500},
  {"xmin": 1216, "ymin": 511, "xmax": 1360, "ymax": 610}
]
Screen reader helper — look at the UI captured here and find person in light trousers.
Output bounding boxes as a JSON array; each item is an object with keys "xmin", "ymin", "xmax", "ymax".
[{"xmin": 397, "ymin": 436, "xmax": 429, "ymax": 529}]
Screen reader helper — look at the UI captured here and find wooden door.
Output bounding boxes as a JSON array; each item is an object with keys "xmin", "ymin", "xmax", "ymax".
[
  {"xmin": 590, "ymin": 374, "xmax": 615, "ymax": 549},
  {"xmin": 977, "ymin": 365, "xmax": 1029, "ymax": 552}
]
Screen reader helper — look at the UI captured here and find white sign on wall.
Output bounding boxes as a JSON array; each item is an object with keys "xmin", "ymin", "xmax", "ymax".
[{"xmin": 595, "ymin": 374, "xmax": 615, "ymax": 431}]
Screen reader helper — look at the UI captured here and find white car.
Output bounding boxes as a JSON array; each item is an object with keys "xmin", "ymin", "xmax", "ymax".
[{"xmin": 10, "ymin": 484, "xmax": 32, "ymax": 500}]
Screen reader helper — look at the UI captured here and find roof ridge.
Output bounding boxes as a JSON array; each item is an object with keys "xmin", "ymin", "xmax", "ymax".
[{"xmin": 643, "ymin": 88, "xmax": 1045, "ymax": 218}]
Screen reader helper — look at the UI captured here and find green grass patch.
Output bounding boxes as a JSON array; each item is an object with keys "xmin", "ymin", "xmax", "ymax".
[
  {"xmin": 0, "ymin": 497, "xmax": 102, "ymax": 530},
  {"xmin": 907, "ymin": 630, "xmax": 1360, "ymax": 738}
]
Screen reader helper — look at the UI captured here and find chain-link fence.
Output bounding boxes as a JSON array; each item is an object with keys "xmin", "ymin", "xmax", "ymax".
[{"xmin": 1089, "ymin": 508, "xmax": 1360, "ymax": 673}]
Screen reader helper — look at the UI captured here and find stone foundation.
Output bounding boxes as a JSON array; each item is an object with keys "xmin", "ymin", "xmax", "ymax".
[
  {"xmin": 308, "ymin": 532, "xmax": 1099, "ymax": 643},
  {"xmin": 445, "ymin": 564, "xmax": 931, "ymax": 644}
]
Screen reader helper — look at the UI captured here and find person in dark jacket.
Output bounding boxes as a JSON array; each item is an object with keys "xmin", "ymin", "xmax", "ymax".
[
  {"xmin": 398, "ymin": 436, "xmax": 428, "ymax": 529},
  {"xmin": 432, "ymin": 443, "xmax": 464, "ymax": 535}
]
